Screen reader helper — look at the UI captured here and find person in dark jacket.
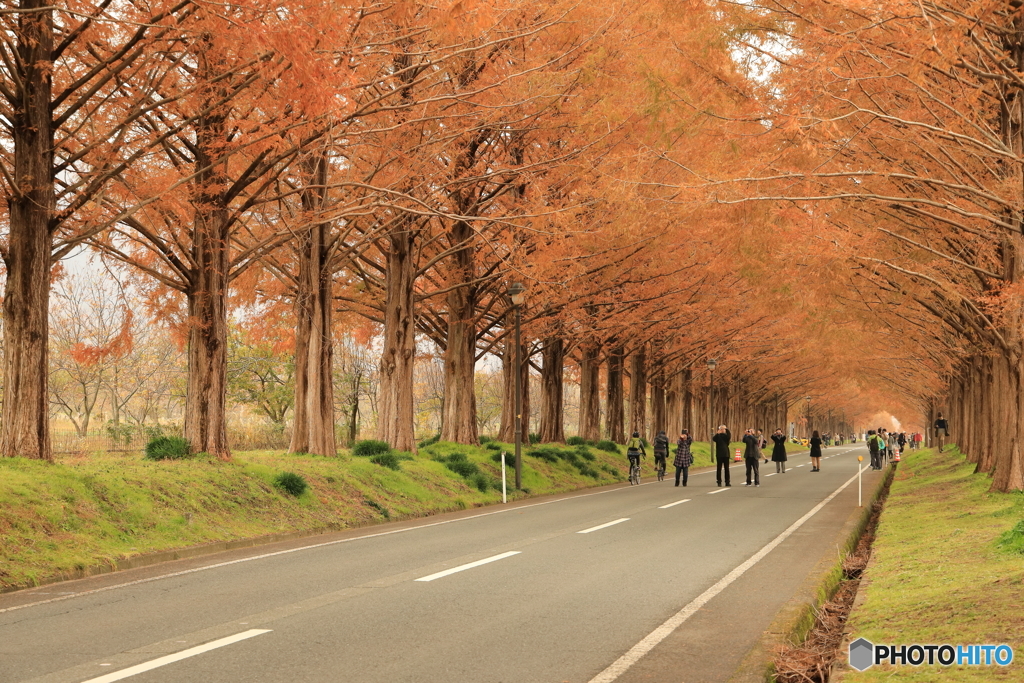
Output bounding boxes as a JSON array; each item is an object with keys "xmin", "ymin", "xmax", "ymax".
[
  {"xmin": 742, "ymin": 428, "xmax": 760, "ymax": 486},
  {"xmin": 771, "ymin": 428, "xmax": 788, "ymax": 473},
  {"xmin": 653, "ymin": 430, "xmax": 670, "ymax": 478},
  {"xmin": 809, "ymin": 430, "xmax": 823, "ymax": 471},
  {"xmin": 673, "ymin": 429, "xmax": 694, "ymax": 486},
  {"xmin": 934, "ymin": 413, "xmax": 949, "ymax": 452},
  {"xmin": 712, "ymin": 424, "xmax": 732, "ymax": 486}
]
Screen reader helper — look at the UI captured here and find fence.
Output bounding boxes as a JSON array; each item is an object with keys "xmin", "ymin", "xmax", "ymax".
[{"xmin": 50, "ymin": 422, "xmax": 292, "ymax": 455}]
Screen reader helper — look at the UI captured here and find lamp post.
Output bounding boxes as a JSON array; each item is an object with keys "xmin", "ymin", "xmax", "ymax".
[
  {"xmin": 707, "ymin": 358, "xmax": 718, "ymax": 456},
  {"xmin": 805, "ymin": 396, "xmax": 812, "ymax": 438},
  {"xmin": 508, "ymin": 282, "xmax": 527, "ymax": 489}
]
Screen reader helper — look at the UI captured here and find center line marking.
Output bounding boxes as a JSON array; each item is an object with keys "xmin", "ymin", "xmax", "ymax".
[
  {"xmin": 578, "ymin": 518, "xmax": 630, "ymax": 534},
  {"xmin": 80, "ymin": 629, "xmax": 271, "ymax": 683},
  {"xmin": 708, "ymin": 488, "xmax": 729, "ymax": 495},
  {"xmin": 765, "ymin": 473, "xmax": 777, "ymax": 477},
  {"xmin": 659, "ymin": 499, "xmax": 691, "ymax": 509},
  {"xmin": 415, "ymin": 551, "xmax": 520, "ymax": 582}
]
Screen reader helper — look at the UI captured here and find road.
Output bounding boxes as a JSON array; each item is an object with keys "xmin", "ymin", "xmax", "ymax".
[{"xmin": 0, "ymin": 443, "xmax": 880, "ymax": 683}]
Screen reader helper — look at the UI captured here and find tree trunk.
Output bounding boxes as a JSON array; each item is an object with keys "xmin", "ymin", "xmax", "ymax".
[
  {"xmin": 440, "ymin": 219, "xmax": 478, "ymax": 444},
  {"xmin": 628, "ymin": 346, "xmax": 647, "ymax": 437},
  {"xmin": 377, "ymin": 219, "xmax": 417, "ymax": 452},
  {"xmin": 651, "ymin": 371, "xmax": 667, "ymax": 438},
  {"xmin": 579, "ymin": 343, "xmax": 601, "ymax": 441},
  {"xmin": 539, "ymin": 337, "xmax": 565, "ymax": 443},
  {"xmin": 2, "ymin": 3, "xmax": 55, "ymax": 461},
  {"xmin": 290, "ymin": 153, "xmax": 337, "ymax": 456},
  {"xmin": 606, "ymin": 345, "xmax": 625, "ymax": 442}
]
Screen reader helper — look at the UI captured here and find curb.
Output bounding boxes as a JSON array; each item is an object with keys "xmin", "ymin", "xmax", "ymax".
[{"xmin": 728, "ymin": 463, "xmax": 895, "ymax": 683}]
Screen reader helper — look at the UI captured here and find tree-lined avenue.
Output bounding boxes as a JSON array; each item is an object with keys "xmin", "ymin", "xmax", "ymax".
[{"xmin": 0, "ymin": 446, "xmax": 878, "ymax": 683}]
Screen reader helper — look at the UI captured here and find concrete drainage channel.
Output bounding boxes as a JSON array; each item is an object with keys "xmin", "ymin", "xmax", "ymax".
[{"xmin": 768, "ymin": 465, "xmax": 895, "ymax": 682}]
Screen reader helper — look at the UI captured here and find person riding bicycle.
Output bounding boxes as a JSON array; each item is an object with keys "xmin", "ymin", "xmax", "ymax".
[
  {"xmin": 626, "ymin": 431, "xmax": 646, "ymax": 474},
  {"xmin": 653, "ymin": 430, "xmax": 669, "ymax": 476}
]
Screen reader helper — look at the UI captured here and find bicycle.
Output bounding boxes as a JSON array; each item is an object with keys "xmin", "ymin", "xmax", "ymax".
[
  {"xmin": 629, "ymin": 459, "xmax": 641, "ymax": 485},
  {"xmin": 655, "ymin": 455, "xmax": 667, "ymax": 482}
]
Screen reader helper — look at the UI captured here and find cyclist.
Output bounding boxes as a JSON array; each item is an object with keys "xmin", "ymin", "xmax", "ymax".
[
  {"xmin": 653, "ymin": 430, "xmax": 669, "ymax": 480},
  {"xmin": 626, "ymin": 431, "xmax": 646, "ymax": 479}
]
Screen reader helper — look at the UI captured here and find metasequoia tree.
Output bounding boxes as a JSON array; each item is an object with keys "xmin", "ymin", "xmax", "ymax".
[
  {"xmin": 702, "ymin": 0, "xmax": 1024, "ymax": 490},
  {"xmin": 0, "ymin": 0, "xmax": 194, "ymax": 459}
]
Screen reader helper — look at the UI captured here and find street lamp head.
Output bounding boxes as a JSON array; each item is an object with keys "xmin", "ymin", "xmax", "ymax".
[
  {"xmin": 706, "ymin": 358, "xmax": 718, "ymax": 372},
  {"xmin": 805, "ymin": 396, "xmax": 811, "ymax": 402},
  {"xmin": 508, "ymin": 282, "xmax": 527, "ymax": 306}
]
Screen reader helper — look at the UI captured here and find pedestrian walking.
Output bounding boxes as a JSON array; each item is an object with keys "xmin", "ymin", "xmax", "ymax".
[
  {"xmin": 673, "ymin": 429, "xmax": 694, "ymax": 486},
  {"xmin": 897, "ymin": 432, "xmax": 906, "ymax": 454},
  {"xmin": 771, "ymin": 428, "xmax": 788, "ymax": 473},
  {"xmin": 653, "ymin": 430, "xmax": 669, "ymax": 480},
  {"xmin": 809, "ymin": 430, "xmax": 823, "ymax": 471},
  {"xmin": 712, "ymin": 424, "xmax": 732, "ymax": 487},
  {"xmin": 743, "ymin": 428, "xmax": 761, "ymax": 486},
  {"xmin": 934, "ymin": 413, "xmax": 949, "ymax": 452}
]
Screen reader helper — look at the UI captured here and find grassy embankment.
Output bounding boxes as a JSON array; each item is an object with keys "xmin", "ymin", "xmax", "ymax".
[
  {"xmin": 835, "ymin": 445, "xmax": 1024, "ymax": 681},
  {"xmin": 0, "ymin": 436, "xmax": 810, "ymax": 593}
]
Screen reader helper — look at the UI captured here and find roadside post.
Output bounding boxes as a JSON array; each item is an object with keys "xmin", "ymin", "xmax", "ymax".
[
  {"xmin": 501, "ymin": 451, "xmax": 508, "ymax": 504},
  {"xmin": 857, "ymin": 455, "xmax": 863, "ymax": 507}
]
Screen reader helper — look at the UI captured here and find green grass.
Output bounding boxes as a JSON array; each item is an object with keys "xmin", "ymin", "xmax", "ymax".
[
  {"xmin": 0, "ymin": 440, "xmax": 638, "ymax": 591},
  {"xmin": 838, "ymin": 446, "xmax": 1024, "ymax": 681}
]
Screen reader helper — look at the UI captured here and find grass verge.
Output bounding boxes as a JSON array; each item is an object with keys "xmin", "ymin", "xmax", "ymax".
[
  {"xmin": 833, "ymin": 446, "xmax": 1024, "ymax": 681},
  {"xmin": 0, "ymin": 439, "xmax": 636, "ymax": 591}
]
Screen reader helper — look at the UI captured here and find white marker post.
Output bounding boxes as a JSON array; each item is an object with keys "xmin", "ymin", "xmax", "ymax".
[
  {"xmin": 501, "ymin": 451, "xmax": 507, "ymax": 504},
  {"xmin": 857, "ymin": 455, "xmax": 864, "ymax": 507}
]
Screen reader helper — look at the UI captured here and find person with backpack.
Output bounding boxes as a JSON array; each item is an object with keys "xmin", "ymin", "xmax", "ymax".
[
  {"xmin": 771, "ymin": 428, "xmax": 788, "ymax": 473},
  {"xmin": 653, "ymin": 430, "xmax": 670, "ymax": 479},
  {"xmin": 867, "ymin": 429, "xmax": 883, "ymax": 470},
  {"xmin": 712, "ymin": 424, "xmax": 732, "ymax": 487},
  {"xmin": 673, "ymin": 429, "xmax": 694, "ymax": 486},
  {"xmin": 626, "ymin": 431, "xmax": 646, "ymax": 475},
  {"xmin": 742, "ymin": 428, "xmax": 761, "ymax": 486}
]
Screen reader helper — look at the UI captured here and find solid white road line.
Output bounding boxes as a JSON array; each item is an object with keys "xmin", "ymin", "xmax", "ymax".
[
  {"xmin": 658, "ymin": 499, "xmax": 691, "ymax": 509},
  {"xmin": 587, "ymin": 468, "xmax": 863, "ymax": 683},
  {"xmin": 414, "ymin": 551, "xmax": 521, "ymax": 582},
  {"xmin": 707, "ymin": 488, "xmax": 729, "ymax": 495},
  {"xmin": 578, "ymin": 518, "xmax": 631, "ymax": 534},
  {"xmin": 80, "ymin": 629, "xmax": 271, "ymax": 683},
  {"xmin": 765, "ymin": 473, "xmax": 777, "ymax": 477}
]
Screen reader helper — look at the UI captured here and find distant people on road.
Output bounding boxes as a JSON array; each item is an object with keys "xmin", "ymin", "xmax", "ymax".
[
  {"xmin": 674, "ymin": 429, "xmax": 694, "ymax": 486},
  {"xmin": 653, "ymin": 430, "xmax": 669, "ymax": 478},
  {"xmin": 743, "ymin": 428, "xmax": 761, "ymax": 487},
  {"xmin": 626, "ymin": 431, "xmax": 646, "ymax": 474},
  {"xmin": 934, "ymin": 413, "xmax": 949, "ymax": 452},
  {"xmin": 758, "ymin": 429, "xmax": 768, "ymax": 464},
  {"xmin": 713, "ymin": 424, "xmax": 732, "ymax": 487},
  {"xmin": 809, "ymin": 430, "xmax": 823, "ymax": 471},
  {"xmin": 771, "ymin": 428, "xmax": 788, "ymax": 473}
]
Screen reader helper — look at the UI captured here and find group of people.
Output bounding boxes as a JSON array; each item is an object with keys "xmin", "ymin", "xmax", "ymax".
[
  {"xmin": 865, "ymin": 428, "xmax": 914, "ymax": 469},
  {"xmin": 625, "ymin": 424, "xmax": 823, "ymax": 489}
]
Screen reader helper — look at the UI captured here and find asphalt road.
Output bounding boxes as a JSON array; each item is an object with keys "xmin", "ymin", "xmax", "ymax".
[{"xmin": 0, "ymin": 443, "xmax": 881, "ymax": 683}]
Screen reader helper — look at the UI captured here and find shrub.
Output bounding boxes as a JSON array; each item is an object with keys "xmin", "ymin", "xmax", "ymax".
[
  {"xmin": 353, "ymin": 439, "xmax": 391, "ymax": 456},
  {"xmin": 527, "ymin": 445, "xmax": 561, "ymax": 463},
  {"xmin": 478, "ymin": 435, "xmax": 493, "ymax": 444},
  {"xmin": 528, "ymin": 432, "xmax": 540, "ymax": 444},
  {"xmin": 370, "ymin": 452, "xmax": 401, "ymax": 470},
  {"xmin": 491, "ymin": 451, "xmax": 515, "ymax": 466},
  {"xmin": 484, "ymin": 441, "xmax": 503, "ymax": 452},
  {"xmin": 595, "ymin": 440, "xmax": 619, "ymax": 453},
  {"xmin": 566, "ymin": 436, "xmax": 586, "ymax": 446},
  {"xmin": 445, "ymin": 459, "xmax": 480, "ymax": 478},
  {"xmin": 274, "ymin": 472, "xmax": 308, "ymax": 496},
  {"xmin": 365, "ymin": 498, "xmax": 390, "ymax": 519},
  {"xmin": 574, "ymin": 445, "xmax": 596, "ymax": 461},
  {"xmin": 579, "ymin": 465, "xmax": 600, "ymax": 478},
  {"xmin": 471, "ymin": 473, "xmax": 490, "ymax": 492},
  {"xmin": 418, "ymin": 434, "xmax": 441, "ymax": 448},
  {"xmin": 144, "ymin": 435, "xmax": 191, "ymax": 461},
  {"xmin": 997, "ymin": 520, "xmax": 1024, "ymax": 554}
]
